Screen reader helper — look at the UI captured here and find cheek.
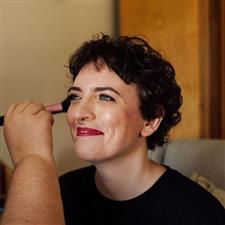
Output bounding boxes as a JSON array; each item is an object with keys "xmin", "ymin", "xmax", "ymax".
[
  {"xmin": 126, "ymin": 109, "xmax": 145, "ymax": 133},
  {"xmin": 100, "ymin": 109, "xmax": 139, "ymax": 142},
  {"xmin": 66, "ymin": 107, "xmax": 73, "ymax": 126},
  {"xmin": 100, "ymin": 109, "xmax": 126, "ymax": 129}
]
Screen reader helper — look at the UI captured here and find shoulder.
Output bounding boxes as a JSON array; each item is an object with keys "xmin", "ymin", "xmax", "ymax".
[
  {"xmin": 165, "ymin": 168, "xmax": 221, "ymax": 202},
  {"xmin": 164, "ymin": 168, "xmax": 225, "ymax": 224}
]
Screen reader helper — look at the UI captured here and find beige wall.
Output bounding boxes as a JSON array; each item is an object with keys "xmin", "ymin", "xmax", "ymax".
[{"xmin": 0, "ymin": 1, "xmax": 115, "ymax": 175}]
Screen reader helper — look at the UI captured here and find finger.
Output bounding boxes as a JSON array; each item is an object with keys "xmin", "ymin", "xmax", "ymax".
[
  {"xmin": 5, "ymin": 103, "xmax": 19, "ymax": 118},
  {"xmin": 37, "ymin": 110, "xmax": 54, "ymax": 126},
  {"xmin": 23, "ymin": 102, "xmax": 45, "ymax": 115},
  {"xmin": 14, "ymin": 100, "xmax": 34, "ymax": 114}
]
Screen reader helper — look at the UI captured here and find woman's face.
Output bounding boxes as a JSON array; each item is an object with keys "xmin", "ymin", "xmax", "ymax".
[{"xmin": 66, "ymin": 62, "xmax": 150, "ymax": 163}]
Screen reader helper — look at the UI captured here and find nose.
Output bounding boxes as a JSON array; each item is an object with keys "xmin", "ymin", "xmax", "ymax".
[{"xmin": 67, "ymin": 98, "xmax": 96, "ymax": 125}]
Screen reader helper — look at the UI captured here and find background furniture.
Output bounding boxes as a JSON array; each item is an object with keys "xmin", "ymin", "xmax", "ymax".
[{"xmin": 149, "ymin": 139, "xmax": 225, "ymax": 189}]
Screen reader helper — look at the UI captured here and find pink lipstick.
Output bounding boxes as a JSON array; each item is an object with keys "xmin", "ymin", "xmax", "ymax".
[{"xmin": 77, "ymin": 127, "xmax": 104, "ymax": 136}]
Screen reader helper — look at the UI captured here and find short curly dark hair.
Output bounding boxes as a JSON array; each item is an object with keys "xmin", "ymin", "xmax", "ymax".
[{"xmin": 69, "ymin": 34, "xmax": 183, "ymax": 150}]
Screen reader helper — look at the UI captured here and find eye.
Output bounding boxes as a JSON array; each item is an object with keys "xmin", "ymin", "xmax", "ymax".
[
  {"xmin": 68, "ymin": 94, "xmax": 81, "ymax": 102},
  {"xmin": 99, "ymin": 94, "xmax": 115, "ymax": 102}
]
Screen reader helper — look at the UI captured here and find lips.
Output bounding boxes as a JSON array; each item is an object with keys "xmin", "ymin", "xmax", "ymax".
[{"xmin": 77, "ymin": 127, "xmax": 104, "ymax": 136}]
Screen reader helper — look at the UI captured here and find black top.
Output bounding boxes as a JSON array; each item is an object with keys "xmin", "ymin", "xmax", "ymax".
[{"xmin": 59, "ymin": 165, "xmax": 225, "ymax": 225}]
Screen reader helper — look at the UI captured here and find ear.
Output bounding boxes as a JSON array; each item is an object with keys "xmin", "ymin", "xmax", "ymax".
[{"xmin": 141, "ymin": 117, "xmax": 163, "ymax": 137}]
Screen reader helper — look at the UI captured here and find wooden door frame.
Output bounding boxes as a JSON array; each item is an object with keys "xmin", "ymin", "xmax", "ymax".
[
  {"xmin": 200, "ymin": 0, "xmax": 224, "ymax": 138},
  {"xmin": 220, "ymin": 0, "xmax": 225, "ymax": 138}
]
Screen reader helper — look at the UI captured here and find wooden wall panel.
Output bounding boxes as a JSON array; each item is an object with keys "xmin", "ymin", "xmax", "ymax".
[{"xmin": 119, "ymin": 1, "xmax": 203, "ymax": 139}]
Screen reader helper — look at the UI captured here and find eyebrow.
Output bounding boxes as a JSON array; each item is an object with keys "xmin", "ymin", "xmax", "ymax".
[{"xmin": 67, "ymin": 86, "xmax": 121, "ymax": 96}]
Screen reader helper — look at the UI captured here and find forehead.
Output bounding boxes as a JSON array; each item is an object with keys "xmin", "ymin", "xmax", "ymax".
[{"xmin": 72, "ymin": 62, "xmax": 140, "ymax": 104}]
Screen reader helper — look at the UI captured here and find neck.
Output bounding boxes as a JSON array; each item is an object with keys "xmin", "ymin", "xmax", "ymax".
[{"xmin": 94, "ymin": 146, "xmax": 166, "ymax": 201}]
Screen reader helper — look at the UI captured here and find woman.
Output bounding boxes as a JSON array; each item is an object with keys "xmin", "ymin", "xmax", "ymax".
[
  {"xmin": 2, "ymin": 35, "xmax": 224, "ymax": 225},
  {"xmin": 60, "ymin": 35, "xmax": 224, "ymax": 225}
]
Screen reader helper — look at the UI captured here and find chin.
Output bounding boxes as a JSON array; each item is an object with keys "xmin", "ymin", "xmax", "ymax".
[{"xmin": 73, "ymin": 146, "xmax": 100, "ymax": 163}]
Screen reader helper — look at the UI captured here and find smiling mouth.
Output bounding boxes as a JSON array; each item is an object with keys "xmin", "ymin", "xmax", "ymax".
[{"xmin": 77, "ymin": 127, "xmax": 104, "ymax": 136}]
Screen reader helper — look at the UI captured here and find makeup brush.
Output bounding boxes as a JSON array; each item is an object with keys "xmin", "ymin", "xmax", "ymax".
[{"xmin": 0, "ymin": 97, "xmax": 70, "ymax": 126}]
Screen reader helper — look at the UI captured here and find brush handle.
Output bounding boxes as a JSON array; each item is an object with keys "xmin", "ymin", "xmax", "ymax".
[
  {"xmin": 0, "ymin": 116, "xmax": 4, "ymax": 126},
  {"xmin": 0, "ymin": 97, "xmax": 70, "ymax": 126}
]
